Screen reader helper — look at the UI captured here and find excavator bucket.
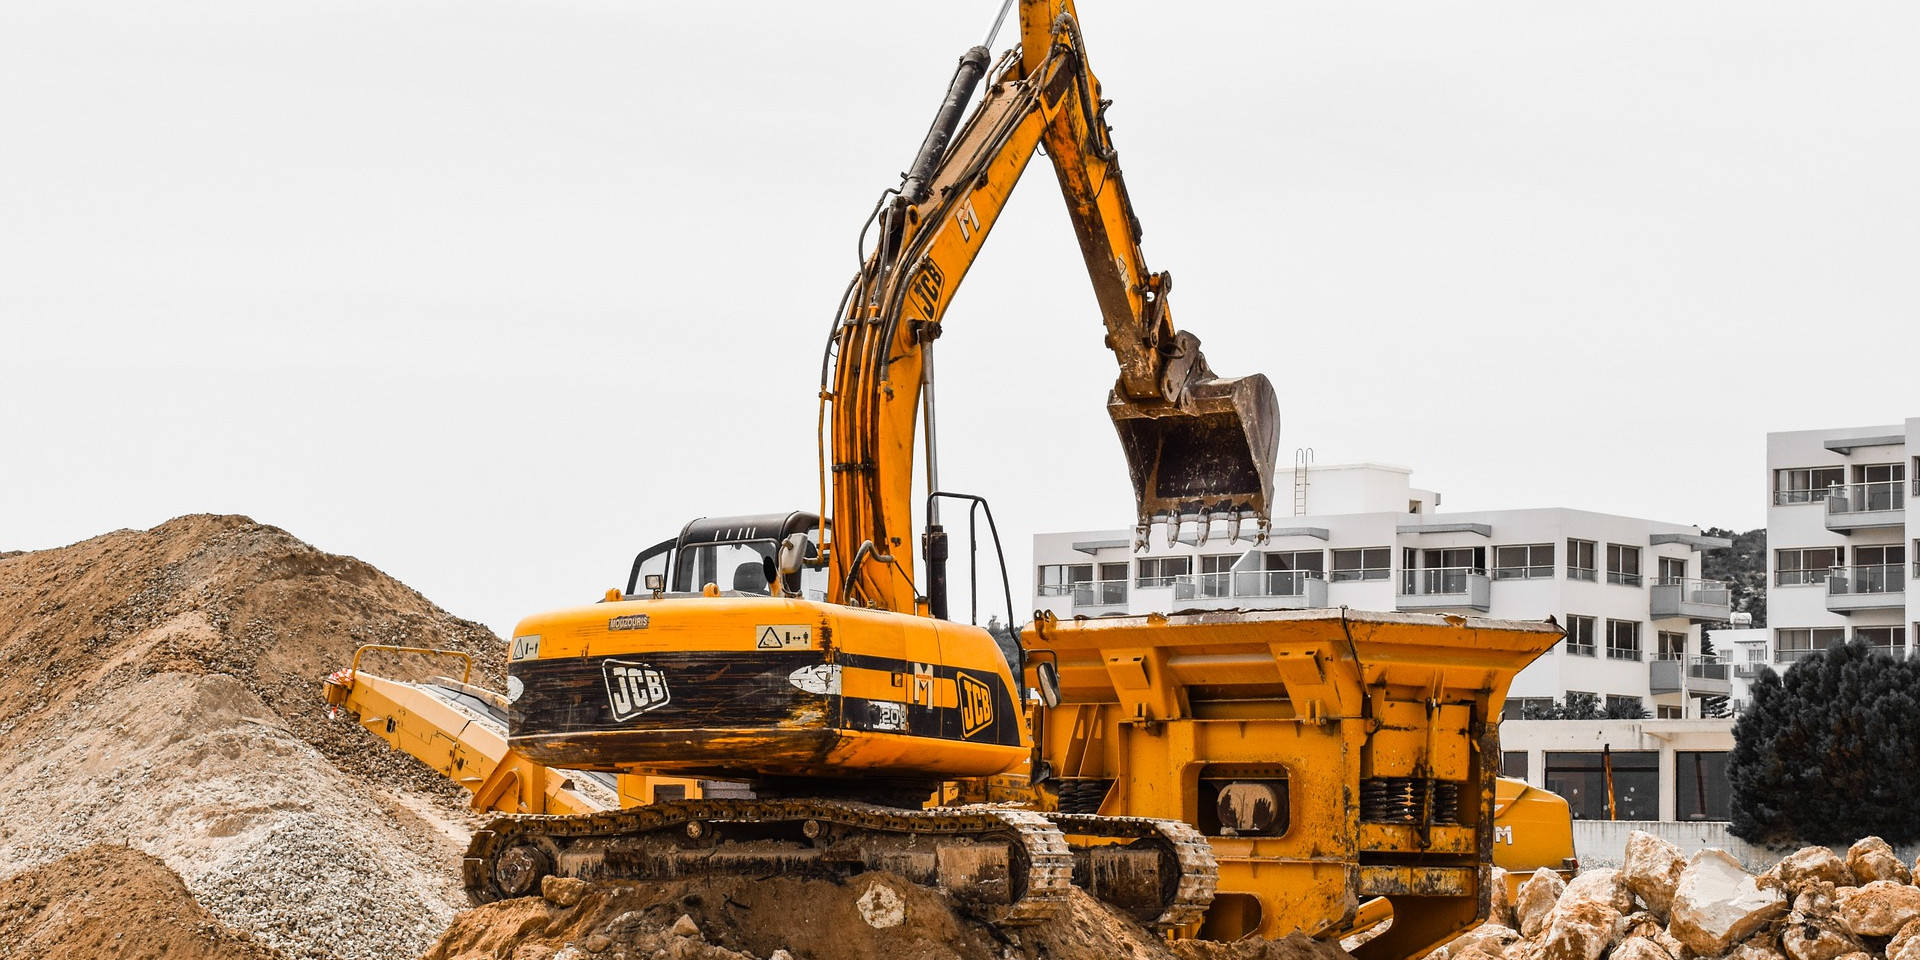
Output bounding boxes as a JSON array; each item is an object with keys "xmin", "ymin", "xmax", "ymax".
[{"xmin": 1109, "ymin": 373, "xmax": 1280, "ymax": 531}]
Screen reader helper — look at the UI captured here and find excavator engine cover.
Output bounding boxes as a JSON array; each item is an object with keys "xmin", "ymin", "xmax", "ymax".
[{"xmin": 1109, "ymin": 372, "xmax": 1280, "ymax": 529}]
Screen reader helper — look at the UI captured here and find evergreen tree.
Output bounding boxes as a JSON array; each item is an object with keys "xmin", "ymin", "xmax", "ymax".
[{"xmin": 1729, "ymin": 639, "xmax": 1920, "ymax": 844}]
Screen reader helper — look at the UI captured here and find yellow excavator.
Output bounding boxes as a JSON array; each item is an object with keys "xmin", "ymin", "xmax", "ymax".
[{"xmin": 330, "ymin": 1, "xmax": 1565, "ymax": 952}]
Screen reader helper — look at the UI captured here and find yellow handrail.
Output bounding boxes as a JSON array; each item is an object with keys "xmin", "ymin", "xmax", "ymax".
[{"xmin": 345, "ymin": 643, "xmax": 474, "ymax": 687}]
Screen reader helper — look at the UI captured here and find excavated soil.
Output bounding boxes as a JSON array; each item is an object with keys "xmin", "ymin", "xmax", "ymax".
[
  {"xmin": 425, "ymin": 875, "xmax": 1353, "ymax": 960},
  {"xmin": 0, "ymin": 843, "xmax": 286, "ymax": 960},
  {"xmin": 1, "ymin": 515, "xmax": 1357, "ymax": 960},
  {"xmin": 0, "ymin": 515, "xmax": 507, "ymax": 960}
]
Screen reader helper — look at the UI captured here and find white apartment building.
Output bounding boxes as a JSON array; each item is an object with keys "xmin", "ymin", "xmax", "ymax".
[
  {"xmin": 1762, "ymin": 419, "xmax": 1915, "ymax": 666},
  {"xmin": 1032, "ymin": 463, "xmax": 1735, "ymax": 721}
]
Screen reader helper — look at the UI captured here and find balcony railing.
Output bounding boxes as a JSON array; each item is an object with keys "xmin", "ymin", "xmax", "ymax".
[
  {"xmin": 1650, "ymin": 577, "xmax": 1732, "ymax": 621},
  {"xmin": 1829, "ymin": 563, "xmax": 1906, "ymax": 595},
  {"xmin": 1826, "ymin": 564, "xmax": 1906, "ymax": 612},
  {"xmin": 1170, "ymin": 570, "xmax": 1328, "ymax": 608},
  {"xmin": 1650, "ymin": 656, "xmax": 1732, "ymax": 695},
  {"xmin": 1826, "ymin": 481, "xmax": 1906, "ymax": 530},
  {"xmin": 1398, "ymin": 566, "xmax": 1491, "ymax": 612},
  {"xmin": 1775, "ymin": 485, "xmax": 1839, "ymax": 505},
  {"xmin": 1732, "ymin": 662, "xmax": 1767, "ymax": 679},
  {"xmin": 1070, "ymin": 579, "xmax": 1129, "ymax": 608}
]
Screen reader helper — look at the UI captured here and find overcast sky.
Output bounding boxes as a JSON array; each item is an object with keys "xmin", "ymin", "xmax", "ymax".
[{"xmin": 4, "ymin": 1, "xmax": 1916, "ymax": 641}]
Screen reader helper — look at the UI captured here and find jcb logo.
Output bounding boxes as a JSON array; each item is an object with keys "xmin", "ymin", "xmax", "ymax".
[
  {"xmin": 959, "ymin": 672, "xmax": 994, "ymax": 738},
  {"xmin": 603, "ymin": 659, "xmax": 671, "ymax": 721},
  {"xmin": 909, "ymin": 261, "xmax": 945, "ymax": 318}
]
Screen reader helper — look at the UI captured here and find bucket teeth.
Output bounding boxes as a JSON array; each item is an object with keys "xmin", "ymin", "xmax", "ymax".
[{"xmin": 1109, "ymin": 373, "xmax": 1280, "ymax": 531}]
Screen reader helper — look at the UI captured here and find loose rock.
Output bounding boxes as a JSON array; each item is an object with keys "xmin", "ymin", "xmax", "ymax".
[
  {"xmin": 1768, "ymin": 848, "xmax": 1858, "ymax": 897},
  {"xmin": 1781, "ymin": 913, "xmax": 1863, "ymax": 960},
  {"xmin": 1518, "ymin": 869, "xmax": 1569, "ymax": 939},
  {"xmin": 1540, "ymin": 900, "xmax": 1620, "ymax": 960},
  {"xmin": 543, "ymin": 876, "xmax": 591, "ymax": 908},
  {"xmin": 1670, "ymin": 849, "xmax": 1789, "ymax": 956},
  {"xmin": 1848, "ymin": 839, "xmax": 1912, "ymax": 886},
  {"xmin": 1837, "ymin": 880, "xmax": 1920, "ymax": 938},
  {"xmin": 1624, "ymin": 831, "xmax": 1689, "ymax": 922}
]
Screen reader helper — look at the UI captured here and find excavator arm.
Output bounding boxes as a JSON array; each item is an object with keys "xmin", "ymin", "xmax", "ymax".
[{"xmin": 827, "ymin": 1, "xmax": 1279, "ymax": 612}]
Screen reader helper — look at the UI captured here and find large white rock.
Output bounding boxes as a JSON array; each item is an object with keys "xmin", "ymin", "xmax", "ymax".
[
  {"xmin": 1517, "ymin": 868, "xmax": 1569, "ymax": 939},
  {"xmin": 1540, "ymin": 900, "xmax": 1621, "ymax": 960},
  {"xmin": 1847, "ymin": 837, "xmax": 1912, "ymax": 886},
  {"xmin": 1837, "ymin": 880, "xmax": 1920, "ymax": 938},
  {"xmin": 1670, "ymin": 849, "xmax": 1790, "ymax": 956},
  {"xmin": 1624, "ymin": 830, "xmax": 1689, "ymax": 921}
]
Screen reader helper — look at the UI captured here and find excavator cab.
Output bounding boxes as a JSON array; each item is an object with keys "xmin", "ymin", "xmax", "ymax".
[{"xmin": 623, "ymin": 512, "xmax": 826, "ymax": 601}]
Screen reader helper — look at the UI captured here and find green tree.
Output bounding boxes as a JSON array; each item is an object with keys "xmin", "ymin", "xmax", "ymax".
[
  {"xmin": 1729, "ymin": 639, "xmax": 1920, "ymax": 844},
  {"xmin": 1701, "ymin": 527, "xmax": 1768, "ymax": 626},
  {"xmin": 1520, "ymin": 691, "xmax": 1647, "ymax": 720}
]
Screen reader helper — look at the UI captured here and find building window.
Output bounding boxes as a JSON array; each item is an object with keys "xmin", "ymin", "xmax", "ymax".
[
  {"xmin": 1606, "ymin": 695, "xmax": 1643, "ymax": 716},
  {"xmin": 1136, "ymin": 556, "xmax": 1190, "ymax": 589},
  {"xmin": 1502, "ymin": 751, "xmax": 1529, "ymax": 779},
  {"xmin": 1776, "ymin": 547, "xmax": 1843, "ymax": 586},
  {"xmin": 1657, "ymin": 705, "xmax": 1684, "ymax": 719},
  {"xmin": 1038, "ymin": 563, "xmax": 1093, "ymax": 596},
  {"xmin": 1330, "ymin": 547, "xmax": 1391, "ymax": 582},
  {"xmin": 1567, "ymin": 539, "xmax": 1598, "ymax": 581},
  {"xmin": 1775, "ymin": 466, "xmax": 1846, "ymax": 504},
  {"xmin": 1856, "ymin": 626, "xmax": 1906, "ymax": 652},
  {"xmin": 1657, "ymin": 556, "xmax": 1687, "ymax": 584},
  {"xmin": 1676, "ymin": 751, "xmax": 1731, "ymax": 821},
  {"xmin": 1242, "ymin": 550, "xmax": 1322, "ymax": 597},
  {"xmin": 1192, "ymin": 554, "xmax": 1237, "ymax": 598},
  {"xmin": 1657, "ymin": 631, "xmax": 1687, "ymax": 660},
  {"xmin": 1847, "ymin": 545, "xmax": 1907, "ymax": 594},
  {"xmin": 1565, "ymin": 615, "xmax": 1597, "ymax": 657},
  {"xmin": 1775, "ymin": 627, "xmax": 1846, "ymax": 663},
  {"xmin": 1545, "ymin": 750, "xmax": 1659, "ymax": 820},
  {"xmin": 1503, "ymin": 697, "xmax": 1555, "ymax": 720},
  {"xmin": 1607, "ymin": 619, "xmax": 1642, "ymax": 661},
  {"xmin": 1493, "ymin": 543, "xmax": 1555, "ymax": 580},
  {"xmin": 1607, "ymin": 544, "xmax": 1642, "ymax": 587}
]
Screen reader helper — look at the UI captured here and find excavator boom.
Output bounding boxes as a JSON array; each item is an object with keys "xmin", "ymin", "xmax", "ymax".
[{"xmin": 828, "ymin": 3, "xmax": 1278, "ymax": 613}]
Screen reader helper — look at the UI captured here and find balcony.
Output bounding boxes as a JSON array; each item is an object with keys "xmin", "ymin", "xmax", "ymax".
[
  {"xmin": 1732, "ymin": 662, "xmax": 1769, "ymax": 680},
  {"xmin": 1649, "ymin": 656, "xmax": 1733, "ymax": 697},
  {"xmin": 1170, "ymin": 570, "xmax": 1328, "ymax": 610},
  {"xmin": 1650, "ymin": 578, "xmax": 1732, "ymax": 621},
  {"xmin": 1826, "ymin": 564, "xmax": 1906, "ymax": 613},
  {"xmin": 1397, "ymin": 566, "xmax": 1491, "ymax": 613},
  {"xmin": 1043, "ymin": 579, "xmax": 1129, "ymax": 612},
  {"xmin": 1826, "ymin": 481, "xmax": 1906, "ymax": 531}
]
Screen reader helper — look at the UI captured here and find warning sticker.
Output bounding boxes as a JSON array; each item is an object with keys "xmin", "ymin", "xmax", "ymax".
[{"xmin": 756, "ymin": 624, "xmax": 813, "ymax": 650}]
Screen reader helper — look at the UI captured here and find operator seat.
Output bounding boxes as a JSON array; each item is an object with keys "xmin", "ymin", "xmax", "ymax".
[{"xmin": 732, "ymin": 561, "xmax": 769, "ymax": 594}]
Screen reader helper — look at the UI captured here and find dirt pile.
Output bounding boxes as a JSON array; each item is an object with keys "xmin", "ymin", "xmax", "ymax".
[
  {"xmin": 0, "ymin": 842, "xmax": 286, "ymax": 960},
  {"xmin": 1436, "ymin": 833, "xmax": 1920, "ymax": 960},
  {"xmin": 0, "ymin": 515, "xmax": 507, "ymax": 960},
  {"xmin": 425, "ymin": 873, "xmax": 1351, "ymax": 960}
]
